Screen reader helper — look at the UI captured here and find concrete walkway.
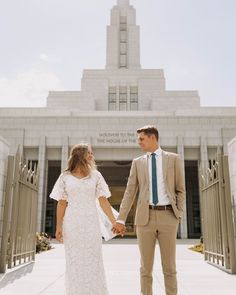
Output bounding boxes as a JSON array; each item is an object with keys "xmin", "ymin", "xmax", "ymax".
[{"xmin": 0, "ymin": 239, "xmax": 236, "ymax": 295}]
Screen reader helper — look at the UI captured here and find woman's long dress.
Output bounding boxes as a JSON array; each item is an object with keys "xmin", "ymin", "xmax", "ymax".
[{"xmin": 50, "ymin": 170, "xmax": 110, "ymax": 295}]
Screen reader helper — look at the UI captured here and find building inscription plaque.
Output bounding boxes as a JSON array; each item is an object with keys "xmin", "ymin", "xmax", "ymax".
[{"xmin": 95, "ymin": 132, "xmax": 137, "ymax": 145}]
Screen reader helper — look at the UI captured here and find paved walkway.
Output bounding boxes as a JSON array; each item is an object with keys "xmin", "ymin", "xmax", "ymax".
[{"xmin": 0, "ymin": 239, "xmax": 236, "ymax": 295}]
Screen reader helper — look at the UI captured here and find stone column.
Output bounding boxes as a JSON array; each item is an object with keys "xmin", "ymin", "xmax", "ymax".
[
  {"xmin": 37, "ymin": 136, "xmax": 46, "ymax": 232},
  {"xmin": 116, "ymin": 85, "xmax": 119, "ymax": 111},
  {"xmin": 61, "ymin": 137, "xmax": 69, "ymax": 172},
  {"xmin": 222, "ymin": 131, "xmax": 229, "ymax": 155},
  {"xmin": 200, "ymin": 136, "xmax": 208, "ymax": 172},
  {"xmin": 177, "ymin": 135, "xmax": 187, "ymax": 238},
  {"xmin": 199, "ymin": 136, "xmax": 208, "ymax": 242},
  {"xmin": 9, "ymin": 130, "xmax": 24, "ymax": 155},
  {"xmin": 127, "ymin": 86, "xmax": 130, "ymax": 111}
]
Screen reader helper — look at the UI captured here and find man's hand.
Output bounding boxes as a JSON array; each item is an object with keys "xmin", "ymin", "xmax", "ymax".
[{"xmin": 112, "ymin": 222, "xmax": 126, "ymax": 237}]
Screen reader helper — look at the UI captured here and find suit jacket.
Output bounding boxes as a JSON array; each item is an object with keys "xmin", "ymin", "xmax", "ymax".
[{"xmin": 118, "ymin": 150, "xmax": 186, "ymax": 226}]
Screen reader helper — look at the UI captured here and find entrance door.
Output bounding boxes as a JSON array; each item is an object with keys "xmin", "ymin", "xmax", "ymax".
[
  {"xmin": 185, "ymin": 160, "xmax": 201, "ymax": 238},
  {"xmin": 98, "ymin": 161, "xmax": 136, "ymax": 236},
  {"xmin": 45, "ymin": 161, "xmax": 136, "ymax": 237},
  {"xmin": 45, "ymin": 161, "xmax": 61, "ymax": 237}
]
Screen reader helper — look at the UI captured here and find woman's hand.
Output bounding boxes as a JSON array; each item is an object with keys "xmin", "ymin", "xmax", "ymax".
[
  {"xmin": 55, "ymin": 226, "xmax": 63, "ymax": 242},
  {"xmin": 112, "ymin": 222, "xmax": 126, "ymax": 237}
]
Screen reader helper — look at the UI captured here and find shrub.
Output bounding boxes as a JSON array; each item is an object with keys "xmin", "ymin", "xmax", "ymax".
[
  {"xmin": 36, "ymin": 232, "xmax": 52, "ymax": 253},
  {"xmin": 189, "ymin": 237, "xmax": 204, "ymax": 254}
]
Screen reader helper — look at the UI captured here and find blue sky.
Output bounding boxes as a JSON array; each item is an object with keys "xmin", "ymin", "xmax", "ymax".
[{"xmin": 0, "ymin": 0, "xmax": 235, "ymax": 107}]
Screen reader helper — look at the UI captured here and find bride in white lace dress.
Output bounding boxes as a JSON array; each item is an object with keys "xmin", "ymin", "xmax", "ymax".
[{"xmin": 49, "ymin": 143, "xmax": 118, "ymax": 295}]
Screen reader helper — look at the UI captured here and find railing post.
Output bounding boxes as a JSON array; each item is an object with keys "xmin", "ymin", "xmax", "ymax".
[
  {"xmin": 223, "ymin": 156, "xmax": 236, "ymax": 273},
  {"xmin": 216, "ymin": 153, "xmax": 229, "ymax": 269},
  {"xmin": 0, "ymin": 156, "xmax": 14, "ymax": 273},
  {"xmin": 8, "ymin": 149, "xmax": 20, "ymax": 268}
]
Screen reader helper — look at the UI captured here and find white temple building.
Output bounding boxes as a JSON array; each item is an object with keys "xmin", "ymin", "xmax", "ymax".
[{"xmin": 0, "ymin": 0, "xmax": 236, "ymax": 238}]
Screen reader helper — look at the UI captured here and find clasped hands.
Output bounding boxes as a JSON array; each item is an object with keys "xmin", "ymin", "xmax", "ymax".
[{"xmin": 112, "ymin": 222, "xmax": 126, "ymax": 237}]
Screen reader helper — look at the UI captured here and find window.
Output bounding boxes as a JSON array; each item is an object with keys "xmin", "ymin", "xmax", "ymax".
[
  {"xmin": 130, "ymin": 86, "xmax": 138, "ymax": 110},
  {"xmin": 120, "ymin": 31, "xmax": 127, "ymax": 42},
  {"xmin": 109, "ymin": 86, "xmax": 138, "ymax": 111},
  {"xmin": 108, "ymin": 93, "xmax": 116, "ymax": 103},
  {"xmin": 108, "ymin": 87, "xmax": 117, "ymax": 111},
  {"xmin": 119, "ymin": 86, "xmax": 127, "ymax": 111},
  {"xmin": 120, "ymin": 54, "xmax": 127, "ymax": 67},
  {"xmin": 119, "ymin": 16, "xmax": 127, "ymax": 68},
  {"xmin": 120, "ymin": 16, "xmax": 127, "ymax": 24},
  {"xmin": 120, "ymin": 23, "xmax": 126, "ymax": 31},
  {"xmin": 119, "ymin": 86, "xmax": 127, "ymax": 95},
  {"xmin": 120, "ymin": 42, "xmax": 127, "ymax": 54}
]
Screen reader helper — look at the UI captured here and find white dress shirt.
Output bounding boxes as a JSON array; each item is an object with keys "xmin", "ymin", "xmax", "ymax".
[{"xmin": 148, "ymin": 147, "xmax": 170, "ymax": 206}]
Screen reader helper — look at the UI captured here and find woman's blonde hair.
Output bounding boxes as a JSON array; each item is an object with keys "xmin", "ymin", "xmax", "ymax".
[{"xmin": 65, "ymin": 143, "xmax": 96, "ymax": 176}]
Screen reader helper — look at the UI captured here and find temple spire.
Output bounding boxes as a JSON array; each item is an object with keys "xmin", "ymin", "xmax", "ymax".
[{"xmin": 106, "ymin": 0, "xmax": 140, "ymax": 69}]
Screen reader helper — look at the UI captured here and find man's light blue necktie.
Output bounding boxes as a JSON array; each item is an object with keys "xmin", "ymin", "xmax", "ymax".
[{"xmin": 151, "ymin": 153, "xmax": 158, "ymax": 205}]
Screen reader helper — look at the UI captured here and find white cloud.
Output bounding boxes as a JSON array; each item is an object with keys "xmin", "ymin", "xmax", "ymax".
[
  {"xmin": 39, "ymin": 54, "xmax": 49, "ymax": 62},
  {"xmin": 39, "ymin": 54, "xmax": 62, "ymax": 64},
  {"xmin": 0, "ymin": 69, "xmax": 64, "ymax": 107}
]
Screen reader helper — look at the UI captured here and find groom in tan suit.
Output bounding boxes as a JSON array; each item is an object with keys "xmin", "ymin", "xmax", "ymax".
[{"xmin": 113, "ymin": 125, "xmax": 186, "ymax": 295}]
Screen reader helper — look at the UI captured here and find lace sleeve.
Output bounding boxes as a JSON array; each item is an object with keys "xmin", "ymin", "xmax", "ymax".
[
  {"xmin": 96, "ymin": 172, "xmax": 111, "ymax": 199},
  {"xmin": 49, "ymin": 173, "xmax": 68, "ymax": 201}
]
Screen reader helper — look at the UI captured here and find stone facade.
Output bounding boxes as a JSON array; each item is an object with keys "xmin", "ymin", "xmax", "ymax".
[{"xmin": 0, "ymin": 0, "xmax": 236, "ymax": 237}]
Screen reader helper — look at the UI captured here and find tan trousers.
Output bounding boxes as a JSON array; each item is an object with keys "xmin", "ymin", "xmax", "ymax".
[{"xmin": 136, "ymin": 209, "xmax": 179, "ymax": 295}]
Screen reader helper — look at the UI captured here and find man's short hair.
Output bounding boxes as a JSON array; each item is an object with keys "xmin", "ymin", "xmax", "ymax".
[{"xmin": 137, "ymin": 125, "xmax": 159, "ymax": 141}]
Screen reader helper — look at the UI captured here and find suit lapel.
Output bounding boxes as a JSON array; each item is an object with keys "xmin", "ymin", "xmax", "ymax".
[{"xmin": 162, "ymin": 150, "xmax": 168, "ymax": 180}]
